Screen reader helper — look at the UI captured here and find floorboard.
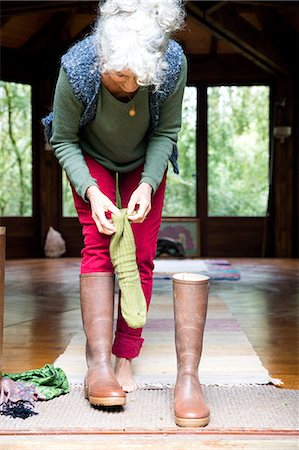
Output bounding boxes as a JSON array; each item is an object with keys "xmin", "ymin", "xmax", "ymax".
[{"xmin": 1, "ymin": 434, "xmax": 298, "ymax": 450}]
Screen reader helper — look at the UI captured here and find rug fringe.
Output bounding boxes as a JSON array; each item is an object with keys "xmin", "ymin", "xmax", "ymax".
[
  {"xmin": 269, "ymin": 377, "xmax": 284, "ymax": 387},
  {"xmin": 69, "ymin": 379, "xmax": 284, "ymax": 390}
]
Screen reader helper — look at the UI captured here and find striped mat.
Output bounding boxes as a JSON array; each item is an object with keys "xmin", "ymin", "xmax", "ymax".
[
  {"xmin": 53, "ymin": 291, "xmax": 279, "ymax": 387},
  {"xmin": 154, "ymin": 259, "xmax": 241, "ymax": 280}
]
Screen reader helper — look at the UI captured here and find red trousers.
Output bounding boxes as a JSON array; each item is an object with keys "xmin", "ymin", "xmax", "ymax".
[{"xmin": 72, "ymin": 154, "xmax": 166, "ymax": 359}]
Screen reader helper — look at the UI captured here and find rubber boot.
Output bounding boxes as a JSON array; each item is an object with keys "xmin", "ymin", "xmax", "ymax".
[
  {"xmin": 173, "ymin": 273, "xmax": 210, "ymax": 427},
  {"xmin": 80, "ymin": 273, "xmax": 126, "ymax": 406}
]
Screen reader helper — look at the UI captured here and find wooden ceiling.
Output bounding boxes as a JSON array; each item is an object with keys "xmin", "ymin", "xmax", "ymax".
[{"xmin": 1, "ymin": 1, "xmax": 298, "ymax": 82}]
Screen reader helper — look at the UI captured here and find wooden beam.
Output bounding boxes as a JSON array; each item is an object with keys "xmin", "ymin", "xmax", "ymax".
[
  {"xmin": 21, "ymin": 11, "xmax": 78, "ymax": 76},
  {"xmin": 1, "ymin": 47, "xmax": 34, "ymax": 83},
  {"xmin": 256, "ymin": 5, "xmax": 298, "ymax": 71},
  {"xmin": 192, "ymin": 1, "xmax": 227, "ymax": 15},
  {"xmin": 31, "ymin": 77, "xmax": 63, "ymax": 256},
  {"xmin": 207, "ymin": 3, "xmax": 291, "ymax": 75},
  {"xmin": 1, "ymin": 1, "xmax": 97, "ymax": 16},
  {"xmin": 187, "ymin": 2, "xmax": 290, "ymax": 76},
  {"xmin": 209, "ymin": 36, "xmax": 218, "ymax": 55},
  {"xmin": 233, "ymin": 1, "xmax": 297, "ymax": 7},
  {"xmin": 0, "ymin": 15, "xmax": 11, "ymax": 29},
  {"xmin": 197, "ymin": 85, "xmax": 208, "ymax": 256},
  {"xmin": 188, "ymin": 54, "xmax": 271, "ymax": 84},
  {"xmin": 204, "ymin": 1, "xmax": 228, "ymax": 15},
  {"xmin": 272, "ymin": 76, "xmax": 296, "ymax": 257},
  {"xmin": 21, "ymin": 11, "xmax": 73, "ymax": 54}
]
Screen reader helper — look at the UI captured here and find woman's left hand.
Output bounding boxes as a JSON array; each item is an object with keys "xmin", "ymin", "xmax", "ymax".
[{"xmin": 127, "ymin": 182, "xmax": 153, "ymax": 223}]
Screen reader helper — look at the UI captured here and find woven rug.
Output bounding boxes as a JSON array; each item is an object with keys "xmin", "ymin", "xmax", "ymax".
[
  {"xmin": 1, "ymin": 385, "xmax": 298, "ymax": 433},
  {"xmin": 53, "ymin": 293, "xmax": 280, "ymax": 387},
  {"xmin": 2, "ymin": 280, "xmax": 296, "ymax": 434},
  {"xmin": 154, "ymin": 259, "xmax": 241, "ymax": 281}
]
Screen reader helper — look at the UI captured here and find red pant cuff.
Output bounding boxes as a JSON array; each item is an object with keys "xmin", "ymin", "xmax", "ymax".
[{"xmin": 112, "ymin": 331, "xmax": 144, "ymax": 359}]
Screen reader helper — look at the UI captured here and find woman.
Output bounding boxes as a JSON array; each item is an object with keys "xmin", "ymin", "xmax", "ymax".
[{"xmin": 48, "ymin": 0, "xmax": 187, "ymax": 407}]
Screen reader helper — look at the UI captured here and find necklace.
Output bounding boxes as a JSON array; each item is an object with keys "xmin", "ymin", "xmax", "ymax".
[
  {"xmin": 128, "ymin": 104, "xmax": 136, "ymax": 117},
  {"xmin": 126, "ymin": 94, "xmax": 136, "ymax": 117}
]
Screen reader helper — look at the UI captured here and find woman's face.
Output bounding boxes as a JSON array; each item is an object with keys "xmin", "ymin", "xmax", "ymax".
[{"xmin": 108, "ymin": 69, "xmax": 139, "ymax": 94}]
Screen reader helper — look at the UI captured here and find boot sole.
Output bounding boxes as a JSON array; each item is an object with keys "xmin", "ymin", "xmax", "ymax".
[
  {"xmin": 175, "ymin": 415, "xmax": 210, "ymax": 428},
  {"xmin": 85, "ymin": 386, "xmax": 126, "ymax": 407},
  {"xmin": 88, "ymin": 395, "xmax": 126, "ymax": 407}
]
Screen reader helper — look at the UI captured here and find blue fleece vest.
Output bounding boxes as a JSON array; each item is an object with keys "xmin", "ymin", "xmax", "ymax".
[{"xmin": 43, "ymin": 35, "xmax": 183, "ymax": 174}]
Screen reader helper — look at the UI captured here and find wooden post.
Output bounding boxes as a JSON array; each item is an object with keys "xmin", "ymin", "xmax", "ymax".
[
  {"xmin": 0, "ymin": 227, "xmax": 5, "ymax": 378},
  {"xmin": 273, "ymin": 77, "xmax": 295, "ymax": 257}
]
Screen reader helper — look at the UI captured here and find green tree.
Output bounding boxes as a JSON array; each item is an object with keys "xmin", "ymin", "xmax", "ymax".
[
  {"xmin": 0, "ymin": 81, "xmax": 32, "ymax": 216},
  {"xmin": 208, "ymin": 86, "xmax": 269, "ymax": 216}
]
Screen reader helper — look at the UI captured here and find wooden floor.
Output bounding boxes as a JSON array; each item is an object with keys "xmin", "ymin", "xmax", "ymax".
[
  {"xmin": 3, "ymin": 257, "xmax": 299, "ymax": 388},
  {"xmin": 1, "ymin": 257, "xmax": 299, "ymax": 449}
]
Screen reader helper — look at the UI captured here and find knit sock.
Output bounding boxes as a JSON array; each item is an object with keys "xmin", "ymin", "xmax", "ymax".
[{"xmin": 110, "ymin": 209, "xmax": 147, "ymax": 329}]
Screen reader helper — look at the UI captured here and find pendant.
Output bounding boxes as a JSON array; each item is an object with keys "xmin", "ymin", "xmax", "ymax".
[{"xmin": 128, "ymin": 105, "xmax": 136, "ymax": 117}]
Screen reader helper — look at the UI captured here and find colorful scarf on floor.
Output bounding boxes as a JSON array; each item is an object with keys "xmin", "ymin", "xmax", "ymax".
[{"xmin": 0, "ymin": 364, "xmax": 69, "ymax": 419}]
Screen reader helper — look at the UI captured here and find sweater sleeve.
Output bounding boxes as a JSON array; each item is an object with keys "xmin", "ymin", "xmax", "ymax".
[
  {"xmin": 140, "ymin": 53, "xmax": 188, "ymax": 193},
  {"xmin": 50, "ymin": 67, "xmax": 98, "ymax": 201}
]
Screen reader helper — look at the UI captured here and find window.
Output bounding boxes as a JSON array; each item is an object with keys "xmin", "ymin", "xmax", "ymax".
[
  {"xmin": 163, "ymin": 86, "xmax": 197, "ymax": 217},
  {"xmin": 0, "ymin": 81, "xmax": 32, "ymax": 216},
  {"xmin": 208, "ymin": 85, "xmax": 270, "ymax": 217}
]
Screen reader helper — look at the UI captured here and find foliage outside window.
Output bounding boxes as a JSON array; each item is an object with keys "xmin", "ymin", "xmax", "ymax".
[
  {"xmin": 162, "ymin": 86, "xmax": 197, "ymax": 217},
  {"xmin": 63, "ymin": 171, "xmax": 76, "ymax": 217},
  {"xmin": 63, "ymin": 86, "xmax": 198, "ymax": 218},
  {"xmin": 0, "ymin": 81, "xmax": 32, "ymax": 217},
  {"xmin": 208, "ymin": 85, "xmax": 270, "ymax": 217}
]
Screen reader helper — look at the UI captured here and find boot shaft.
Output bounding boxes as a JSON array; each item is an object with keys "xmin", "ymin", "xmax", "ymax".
[
  {"xmin": 173, "ymin": 273, "xmax": 209, "ymax": 371},
  {"xmin": 80, "ymin": 272, "xmax": 115, "ymax": 361}
]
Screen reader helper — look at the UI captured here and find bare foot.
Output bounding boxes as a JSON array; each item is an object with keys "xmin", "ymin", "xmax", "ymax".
[{"xmin": 115, "ymin": 357, "xmax": 138, "ymax": 392}]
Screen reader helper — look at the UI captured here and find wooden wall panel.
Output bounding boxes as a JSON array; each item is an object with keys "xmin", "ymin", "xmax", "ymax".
[
  {"xmin": 0, "ymin": 218, "xmax": 38, "ymax": 258},
  {"xmin": 59, "ymin": 217, "xmax": 266, "ymax": 258},
  {"xmin": 207, "ymin": 217, "xmax": 265, "ymax": 257},
  {"xmin": 60, "ymin": 218, "xmax": 83, "ymax": 257}
]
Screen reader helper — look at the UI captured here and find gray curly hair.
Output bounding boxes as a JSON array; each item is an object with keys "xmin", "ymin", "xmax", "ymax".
[{"xmin": 94, "ymin": 0, "xmax": 186, "ymax": 90}]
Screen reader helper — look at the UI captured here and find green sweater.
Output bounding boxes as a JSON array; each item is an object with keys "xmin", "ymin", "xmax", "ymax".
[{"xmin": 50, "ymin": 55, "xmax": 187, "ymax": 200}]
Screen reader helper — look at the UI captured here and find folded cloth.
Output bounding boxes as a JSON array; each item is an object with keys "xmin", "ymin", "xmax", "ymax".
[
  {"xmin": 3, "ymin": 363, "xmax": 69, "ymax": 400},
  {"xmin": 0, "ymin": 377, "xmax": 41, "ymax": 403},
  {"xmin": 110, "ymin": 208, "xmax": 147, "ymax": 329},
  {"xmin": 0, "ymin": 378, "xmax": 40, "ymax": 419}
]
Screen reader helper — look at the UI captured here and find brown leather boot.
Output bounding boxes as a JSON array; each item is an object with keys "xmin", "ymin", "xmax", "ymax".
[
  {"xmin": 173, "ymin": 273, "xmax": 210, "ymax": 427},
  {"xmin": 80, "ymin": 273, "xmax": 126, "ymax": 407}
]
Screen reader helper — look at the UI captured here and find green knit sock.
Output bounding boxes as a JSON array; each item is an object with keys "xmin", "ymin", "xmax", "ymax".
[{"xmin": 110, "ymin": 209, "xmax": 147, "ymax": 329}]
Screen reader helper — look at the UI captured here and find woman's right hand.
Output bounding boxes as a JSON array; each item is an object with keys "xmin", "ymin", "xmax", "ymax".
[{"xmin": 86, "ymin": 185, "xmax": 121, "ymax": 235}]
